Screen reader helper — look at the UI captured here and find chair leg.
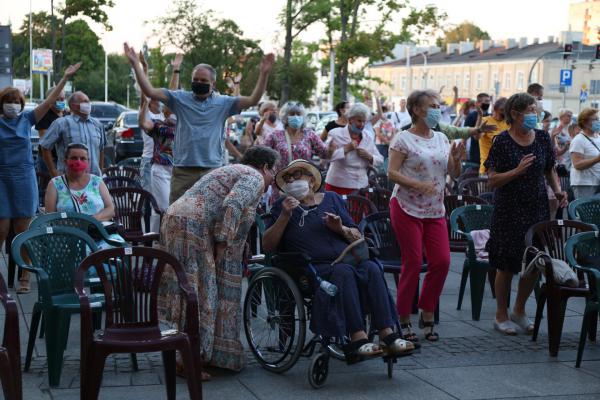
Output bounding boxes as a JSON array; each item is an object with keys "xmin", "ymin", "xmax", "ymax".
[
  {"xmin": 0, "ymin": 351, "xmax": 17, "ymax": 400},
  {"xmin": 588, "ymin": 312, "xmax": 598, "ymax": 342},
  {"xmin": 25, "ymin": 304, "xmax": 43, "ymax": 371},
  {"xmin": 162, "ymin": 350, "xmax": 177, "ymax": 400},
  {"xmin": 84, "ymin": 348, "xmax": 107, "ymax": 400},
  {"xmin": 532, "ymin": 288, "xmax": 546, "ymax": 342},
  {"xmin": 457, "ymin": 261, "xmax": 469, "ymax": 310},
  {"xmin": 46, "ymin": 312, "xmax": 70, "ymax": 387},
  {"xmin": 470, "ymin": 267, "xmax": 487, "ymax": 321},
  {"xmin": 576, "ymin": 306, "xmax": 594, "ymax": 368},
  {"xmin": 178, "ymin": 346, "xmax": 203, "ymax": 400},
  {"xmin": 39, "ymin": 314, "xmax": 45, "ymax": 339},
  {"xmin": 488, "ymin": 269, "xmax": 496, "ymax": 299},
  {"xmin": 130, "ymin": 353, "xmax": 139, "ymax": 371},
  {"xmin": 547, "ymin": 292, "xmax": 567, "ymax": 357}
]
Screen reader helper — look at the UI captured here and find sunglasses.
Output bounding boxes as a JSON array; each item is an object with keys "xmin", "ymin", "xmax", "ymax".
[{"xmin": 282, "ymin": 170, "xmax": 310, "ymax": 183}]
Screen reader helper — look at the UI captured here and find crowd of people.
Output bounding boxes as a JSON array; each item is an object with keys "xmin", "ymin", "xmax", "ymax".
[{"xmin": 1, "ymin": 41, "xmax": 600, "ymax": 383}]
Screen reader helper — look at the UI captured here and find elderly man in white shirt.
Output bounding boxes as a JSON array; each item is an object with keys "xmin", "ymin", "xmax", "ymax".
[{"xmin": 325, "ymin": 102, "xmax": 383, "ymax": 195}]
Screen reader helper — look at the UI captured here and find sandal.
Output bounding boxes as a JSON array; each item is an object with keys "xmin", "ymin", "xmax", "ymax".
[
  {"xmin": 16, "ymin": 278, "xmax": 30, "ymax": 294},
  {"xmin": 510, "ymin": 313, "xmax": 534, "ymax": 335},
  {"xmin": 400, "ymin": 322, "xmax": 419, "ymax": 343},
  {"xmin": 343, "ymin": 338, "xmax": 382, "ymax": 365},
  {"xmin": 380, "ymin": 332, "xmax": 415, "ymax": 356},
  {"xmin": 418, "ymin": 313, "xmax": 439, "ymax": 342},
  {"xmin": 493, "ymin": 319, "xmax": 517, "ymax": 336}
]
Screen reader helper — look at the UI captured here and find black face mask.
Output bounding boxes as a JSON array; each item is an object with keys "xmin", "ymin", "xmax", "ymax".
[
  {"xmin": 268, "ymin": 114, "xmax": 277, "ymax": 123},
  {"xmin": 480, "ymin": 103, "xmax": 491, "ymax": 112},
  {"xmin": 191, "ymin": 81, "xmax": 211, "ymax": 96}
]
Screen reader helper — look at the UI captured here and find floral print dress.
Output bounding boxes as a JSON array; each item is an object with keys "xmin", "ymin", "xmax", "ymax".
[
  {"xmin": 157, "ymin": 164, "xmax": 264, "ymax": 371},
  {"xmin": 264, "ymin": 128, "xmax": 329, "ymax": 173}
]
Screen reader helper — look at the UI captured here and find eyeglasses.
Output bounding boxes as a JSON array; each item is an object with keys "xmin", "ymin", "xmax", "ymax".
[{"xmin": 282, "ymin": 170, "xmax": 309, "ymax": 183}]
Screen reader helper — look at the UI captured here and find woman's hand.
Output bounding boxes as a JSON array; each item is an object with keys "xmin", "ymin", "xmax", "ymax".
[
  {"xmin": 323, "ymin": 212, "xmax": 343, "ymax": 234},
  {"xmin": 356, "ymin": 148, "xmax": 373, "ymax": 162},
  {"xmin": 450, "ymin": 141, "xmax": 466, "ymax": 162},
  {"xmin": 514, "ymin": 154, "xmax": 536, "ymax": 175},
  {"xmin": 63, "ymin": 62, "xmax": 82, "ymax": 79},
  {"xmin": 171, "ymin": 53, "xmax": 183, "ymax": 70},
  {"xmin": 281, "ymin": 197, "xmax": 299, "ymax": 217},
  {"xmin": 555, "ymin": 191, "xmax": 568, "ymax": 208},
  {"xmin": 343, "ymin": 141, "xmax": 356, "ymax": 154},
  {"xmin": 139, "ymin": 51, "xmax": 148, "ymax": 74}
]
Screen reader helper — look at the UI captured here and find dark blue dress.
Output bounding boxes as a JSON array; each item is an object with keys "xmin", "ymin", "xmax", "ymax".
[
  {"xmin": 269, "ymin": 192, "xmax": 397, "ymax": 337},
  {"xmin": 484, "ymin": 130, "xmax": 555, "ymax": 273},
  {"xmin": 0, "ymin": 111, "xmax": 38, "ymax": 218}
]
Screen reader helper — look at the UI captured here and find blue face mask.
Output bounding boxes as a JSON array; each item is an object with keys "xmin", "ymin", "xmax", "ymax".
[
  {"xmin": 55, "ymin": 101, "xmax": 66, "ymax": 111},
  {"xmin": 425, "ymin": 108, "xmax": 441, "ymax": 129},
  {"xmin": 349, "ymin": 123, "xmax": 363, "ymax": 135},
  {"xmin": 592, "ymin": 120, "xmax": 600, "ymax": 133},
  {"xmin": 288, "ymin": 115, "xmax": 304, "ymax": 129},
  {"xmin": 522, "ymin": 113, "xmax": 538, "ymax": 130}
]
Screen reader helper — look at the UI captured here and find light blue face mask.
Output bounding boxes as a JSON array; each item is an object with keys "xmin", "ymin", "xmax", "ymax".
[
  {"xmin": 55, "ymin": 101, "xmax": 66, "ymax": 111},
  {"xmin": 349, "ymin": 123, "xmax": 363, "ymax": 135},
  {"xmin": 522, "ymin": 113, "xmax": 538, "ymax": 130},
  {"xmin": 592, "ymin": 120, "xmax": 600, "ymax": 133},
  {"xmin": 288, "ymin": 115, "xmax": 304, "ymax": 129},
  {"xmin": 425, "ymin": 108, "xmax": 441, "ymax": 129}
]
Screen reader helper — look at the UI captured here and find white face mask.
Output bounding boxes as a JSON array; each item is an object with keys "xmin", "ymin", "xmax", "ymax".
[
  {"xmin": 2, "ymin": 103, "xmax": 21, "ymax": 119},
  {"xmin": 78, "ymin": 102, "xmax": 92, "ymax": 115},
  {"xmin": 284, "ymin": 179, "xmax": 310, "ymax": 201}
]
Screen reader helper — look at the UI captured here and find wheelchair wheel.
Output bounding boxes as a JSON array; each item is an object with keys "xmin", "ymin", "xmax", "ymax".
[
  {"xmin": 243, "ymin": 267, "xmax": 306, "ymax": 373},
  {"xmin": 308, "ymin": 353, "xmax": 329, "ymax": 389}
]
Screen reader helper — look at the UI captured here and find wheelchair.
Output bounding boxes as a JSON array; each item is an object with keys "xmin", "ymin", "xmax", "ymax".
[{"xmin": 242, "ymin": 251, "xmax": 415, "ymax": 389}]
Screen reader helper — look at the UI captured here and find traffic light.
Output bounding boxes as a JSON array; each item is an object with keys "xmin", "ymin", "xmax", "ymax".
[
  {"xmin": 596, "ymin": 44, "xmax": 600, "ymax": 60},
  {"xmin": 564, "ymin": 43, "xmax": 573, "ymax": 59}
]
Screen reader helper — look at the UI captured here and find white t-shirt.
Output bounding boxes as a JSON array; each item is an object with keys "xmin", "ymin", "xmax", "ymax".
[
  {"xmin": 142, "ymin": 111, "xmax": 165, "ymax": 158},
  {"xmin": 440, "ymin": 105, "xmax": 453, "ymax": 125},
  {"xmin": 255, "ymin": 120, "xmax": 283, "ymax": 146},
  {"xmin": 569, "ymin": 133, "xmax": 600, "ymax": 186},
  {"xmin": 390, "ymin": 129, "xmax": 450, "ymax": 219},
  {"xmin": 390, "ymin": 110, "xmax": 411, "ymax": 130}
]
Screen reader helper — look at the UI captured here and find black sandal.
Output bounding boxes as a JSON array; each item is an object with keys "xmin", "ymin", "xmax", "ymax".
[
  {"xmin": 400, "ymin": 322, "xmax": 419, "ymax": 343},
  {"xmin": 419, "ymin": 313, "xmax": 439, "ymax": 342},
  {"xmin": 343, "ymin": 338, "xmax": 382, "ymax": 365}
]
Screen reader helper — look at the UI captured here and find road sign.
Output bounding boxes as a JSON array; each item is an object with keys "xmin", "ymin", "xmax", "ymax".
[
  {"xmin": 560, "ymin": 69, "xmax": 573, "ymax": 87},
  {"xmin": 32, "ymin": 49, "xmax": 52, "ymax": 73},
  {"xmin": 580, "ymin": 89, "xmax": 588, "ymax": 103}
]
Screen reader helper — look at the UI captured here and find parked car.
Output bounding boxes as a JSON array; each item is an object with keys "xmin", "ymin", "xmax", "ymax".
[
  {"xmin": 306, "ymin": 111, "xmax": 336, "ymax": 130},
  {"xmin": 91, "ymin": 101, "xmax": 128, "ymax": 130},
  {"xmin": 105, "ymin": 111, "xmax": 143, "ymax": 164},
  {"xmin": 315, "ymin": 113, "xmax": 338, "ymax": 134}
]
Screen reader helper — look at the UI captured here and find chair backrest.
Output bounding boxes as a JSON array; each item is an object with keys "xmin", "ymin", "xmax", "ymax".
[
  {"xmin": 76, "ymin": 246, "xmax": 197, "ymax": 329},
  {"xmin": 116, "ymin": 157, "xmax": 142, "ymax": 170},
  {"xmin": 565, "ymin": 232, "xmax": 600, "ymax": 293},
  {"xmin": 568, "ymin": 197, "xmax": 600, "ymax": 224},
  {"xmin": 342, "ymin": 194, "xmax": 377, "ymax": 224},
  {"xmin": 11, "ymin": 227, "xmax": 99, "ymax": 296},
  {"xmin": 356, "ymin": 187, "xmax": 393, "ymax": 212},
  {"xmin": 358, "ymin": 211, "xmax": 400, "ymax": 262},
  {"xmin": 444, "ymin": 195, "xmax": 488, "ymax": 240},
  {"xmin": 458, "ymin": 177, "xmax": 492, "ymax": 197},
  {"xmin": 0, "ymin": 271, "xmax": 21, "ymax": 400},
  {"xmin": 103, "ymin": 166, "xmax": 141, "ymax": 183},
  {"xmin": 449, "ymin": 204, "xmax": 494, "ymax": 235},
  {"xmin": 109, "ymin": 187, "xmax": 158, "ymax": 233},
  {"xmin": 29, "ymin": 212, "xmax": 121, "ymax": 246},
  {"xmin": 103, "ymin": 176, "xmax": 142, "ymax": 189},
  {"xmin": 525, "ymin": 220, "xmax": 597, "ymax": 262}
]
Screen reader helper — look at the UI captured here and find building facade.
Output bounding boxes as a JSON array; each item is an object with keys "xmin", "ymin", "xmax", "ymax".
[{"xmin": 569, "ymin": 0, "xmax": 600, "ymax": 45}]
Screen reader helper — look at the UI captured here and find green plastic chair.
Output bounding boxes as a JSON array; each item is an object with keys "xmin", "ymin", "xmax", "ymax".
[
  {"xmin": 564, "ymin": 231, "xmax": 600, "ymax": 368},
  {"xmin": 11, "ymin": 226, "xmax": 105, "ymax": 387},
  {"xmin": 450, "ymin": 204, "xmax": 494, "ymax": 321},
  {"xmin": 567, "ymin": 197, "xmax": 600, "ymax": 226}
]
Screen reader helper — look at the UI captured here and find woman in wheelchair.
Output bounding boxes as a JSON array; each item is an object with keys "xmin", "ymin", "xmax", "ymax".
[{"xmin": 263, "ymin": 160, "xmax": 414, "ymax": 361}]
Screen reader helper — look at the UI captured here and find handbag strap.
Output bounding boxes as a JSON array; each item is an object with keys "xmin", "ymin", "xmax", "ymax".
[
  {"xmin": 61, "ymin": 175, "xmax": 82, "ymax": 213},
  {"xmin": 284, "ymin": 130, "xmax": 294, "ymax": 162},
  {"xmin": 582, "ymin": 133, "xmax": 600, "ymax": 154}
]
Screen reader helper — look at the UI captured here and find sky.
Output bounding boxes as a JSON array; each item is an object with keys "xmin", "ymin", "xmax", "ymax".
[{"xmin": 0, "ymin": 0, "xmax": 574, "ymax": 54}]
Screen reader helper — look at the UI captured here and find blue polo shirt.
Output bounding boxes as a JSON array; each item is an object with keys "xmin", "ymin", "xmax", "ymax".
[{"xmin": 163, "ymin": 90, "xmax": 240, "ymax": 168}]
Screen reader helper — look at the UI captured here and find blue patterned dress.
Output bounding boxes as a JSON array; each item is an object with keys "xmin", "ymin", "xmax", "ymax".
[{"xmin": 157, "ymin": 164, "xmax": 264, "ymax": 371}]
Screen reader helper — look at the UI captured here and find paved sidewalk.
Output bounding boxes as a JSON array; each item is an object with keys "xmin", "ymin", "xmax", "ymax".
[{"xmin": 1, "ymin": 248, "xmax": 600, "ymax": 400}]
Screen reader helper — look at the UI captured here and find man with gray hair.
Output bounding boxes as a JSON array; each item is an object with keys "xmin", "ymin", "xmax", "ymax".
[
  {"xmin": 124, "ymin": 42, "xmax": 275, "ymax": 203},
  {"xmin": 40, "ymin": 90, "xmax": 106, "ymax": 176}
]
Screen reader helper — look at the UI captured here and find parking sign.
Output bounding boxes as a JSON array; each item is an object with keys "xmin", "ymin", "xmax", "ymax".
[{"xmin": 560, "ymin": 69, "xmax": 573, "ymax": 87}]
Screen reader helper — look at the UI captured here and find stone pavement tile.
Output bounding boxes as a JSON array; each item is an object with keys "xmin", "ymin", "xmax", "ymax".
[
  {"xmin": 505, "ymin": 396, "xmax": 600, "ymax": 400},
  {"xmin": 49, "ymin": 385, "xmax": 194, "ymax": 400},
  {"xmin": 409, "ymin": 362, "xmax": 600, "ymax": 400},
  {"xmin": 561, "ymin": 360, "xmax": 600, "ymax": 378},
  {"xmin": 237, "ymin": 361, "xmax": 455, "ymax": 400}
]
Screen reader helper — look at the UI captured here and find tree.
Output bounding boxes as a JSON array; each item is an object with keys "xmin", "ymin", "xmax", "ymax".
[
  {"xmin": 436, "ymin": 21, "xmax": 490, "ymax": 49},
  {"xmin": 154, "ymin": 0, "xmax": 261, "ymax": 93},
  {"xmin": 269, "ymin": 42, "xmax": 319, "ymax": 105}
]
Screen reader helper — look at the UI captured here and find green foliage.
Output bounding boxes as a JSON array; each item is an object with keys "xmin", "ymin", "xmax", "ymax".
[
  {"xmin": 436, "ymin": 21, "xmax": 490, "ymax": 49},
  {"xmin": 147, "ymin": 47, "xmax": 168, "ymax": 88},
  {"xmin": 60, "ymin": 0, "xmax": 115, "ymax": 30},
  {"xmin": 267, "ymin": 46, "xmax": 318, "ymax": 106},
  {"xmin": 154, "ymin": 0, "xmax": 261, "ymax": 93}
]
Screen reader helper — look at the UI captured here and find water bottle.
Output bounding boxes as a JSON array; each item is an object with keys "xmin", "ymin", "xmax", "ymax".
[{"xmin": 318, "ymin": 277, "xmax": 338, "ymax": 297}]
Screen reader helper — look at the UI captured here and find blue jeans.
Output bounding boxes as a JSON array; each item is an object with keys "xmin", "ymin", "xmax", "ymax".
[{"xmin": 139, "ymin": 156, "xmax": 152, "ymax": 191}]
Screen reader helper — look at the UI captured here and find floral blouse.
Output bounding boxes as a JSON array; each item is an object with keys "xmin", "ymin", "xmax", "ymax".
[
  {"xmin": 52, "ymin": 174, "xmax": 105, "ymax": 215},
  {"xmin": 264, "ymin": 128, "xmax": 329, "ymax": 173},
  {"xmin": 390, "ymin": 129, "xmax": 450, "ymax": 219}
]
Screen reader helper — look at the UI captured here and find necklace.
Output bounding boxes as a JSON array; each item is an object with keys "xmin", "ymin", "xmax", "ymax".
[{"xmin": 297, "ymin": 204, "xmax": 318, "ymax": 227}]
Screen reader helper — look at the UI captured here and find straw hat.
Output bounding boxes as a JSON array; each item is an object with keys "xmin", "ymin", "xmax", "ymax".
[{"xmin": 275, "ymin": 159, "xmax": 322, "ymax": 192}]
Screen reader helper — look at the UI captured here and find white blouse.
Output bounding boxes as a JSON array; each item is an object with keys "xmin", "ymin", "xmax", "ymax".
[
  {"xmin": 325, "ymin": 126, "xmax": 383, "ymax": 189},
  {"xmin": 390, "ymin": 129, "xmax": 450, "ymax": 219}
]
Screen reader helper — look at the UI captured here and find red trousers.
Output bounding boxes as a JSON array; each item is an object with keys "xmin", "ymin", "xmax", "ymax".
[
  {"xmin": 324, "ymin": 183, "xmax": 356, "ymax": 196},
  {"xmin": 390, "ymin": 198, "xmax": 450, "ymax": 316}
]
